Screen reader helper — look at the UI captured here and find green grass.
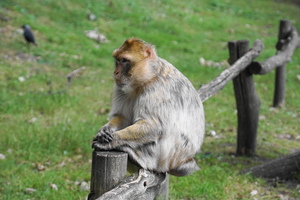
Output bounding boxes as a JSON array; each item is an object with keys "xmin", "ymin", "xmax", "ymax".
[{"xmin": 1, "ymin": 0, "xmax": 300, "ymax": 199}]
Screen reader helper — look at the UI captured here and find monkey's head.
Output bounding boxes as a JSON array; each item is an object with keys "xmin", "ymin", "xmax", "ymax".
[{"xmin": 112, "ymin": 38, "xmax": 158, "ymax": 90}]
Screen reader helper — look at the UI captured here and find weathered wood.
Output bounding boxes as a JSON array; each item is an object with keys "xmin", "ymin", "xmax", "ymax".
[
  {"xmin": 88, "ymin": 151, "xmax": 128, "ymax": 200},
  {"xmin": 66, "ymin": 66, "xmax": 86, "ymax": 87},
  {"xmin": 248, "ymin": 20, "xmax": 300, "ymax": 107},
  {"xmin": 249, "ymin": 20, "xmax": 299, "ymax": 75},
  {"xmin": 155, "ymin": 174, "xmax": 169, "ymax": 200},
  {"xmin": 96, "ymin": 169, "xmax": 168, "ymax": 200},
  {"xmin": 273, "ymin": 20, "xmax": 292, "ymax": 107},
  {"xmin": 240, "ymin": 150, "xmax": 300, "ymax": 179},
  {"xmin": 197, "ymin": 39, "xmax": 264, "ymax": 102},
  {"xmin": 228, "ymin": 40, "xmax": 260, "ymax": 157}
]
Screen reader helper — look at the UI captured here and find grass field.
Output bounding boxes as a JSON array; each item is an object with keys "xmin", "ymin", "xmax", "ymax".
[{"xmin": 1, "ymin": 0, "xmax": 300, "ymax": 199}]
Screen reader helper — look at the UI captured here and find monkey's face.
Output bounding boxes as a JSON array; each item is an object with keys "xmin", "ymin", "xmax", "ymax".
[
  {"xmin": 114, "ymin": 57, "xmax": 132, "ymax": 87},
  {"xmin": 112, "ymin": 38, "xmax": 157, "ymax": 91}
]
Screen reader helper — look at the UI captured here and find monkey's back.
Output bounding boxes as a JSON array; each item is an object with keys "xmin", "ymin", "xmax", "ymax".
[{"xmin": 132, "ymin": 58, "xmax": 205, "ymax": 176}]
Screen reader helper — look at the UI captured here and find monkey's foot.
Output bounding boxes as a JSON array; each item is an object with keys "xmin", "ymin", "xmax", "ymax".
[{"xmin": 92, "ymin": 140, "xmax": 110, "ymax": 150}]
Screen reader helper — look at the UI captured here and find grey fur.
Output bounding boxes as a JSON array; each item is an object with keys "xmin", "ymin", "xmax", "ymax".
[{"xmin": 93, "ymin": 42, "xmax": 205, "ymax": 177}]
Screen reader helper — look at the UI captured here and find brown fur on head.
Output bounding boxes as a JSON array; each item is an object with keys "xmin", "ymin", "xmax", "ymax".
[{"xmin": 112, "ymin": 38, "xmax": 157, "ymax": 62}]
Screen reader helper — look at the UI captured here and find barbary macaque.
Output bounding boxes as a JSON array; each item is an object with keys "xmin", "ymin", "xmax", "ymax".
[{"xmin": 93, "ymin": 38, "xmax": 205, "ymax": 176}]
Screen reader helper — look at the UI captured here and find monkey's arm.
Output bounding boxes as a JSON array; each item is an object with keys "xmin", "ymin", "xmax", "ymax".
[
  {"xmin": 107, "ymin": 114, "xmax": 128, "ymax": 131},
  {"xmin": 93, "ymin": 119, "xmax": 160, "ymax": 149}
]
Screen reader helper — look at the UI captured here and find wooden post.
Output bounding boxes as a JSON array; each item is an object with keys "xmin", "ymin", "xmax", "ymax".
[
  {"xmin": 273, "ymin": 20, "xmax": 292, "ymax": 107},
  {"xmin": 228, "ymin": 40, "xmax": 261, "ymax": 156},
  {"xmin": 88, "ymin": 150, "xmax": 128, "ymax": 200},
  {"xmin": 155, "ymin": 174, "xmax": 169, "ymax": 200},
  {"xmin": 88, "ymin": 150, "xmax": 168, "ymax": 200}
]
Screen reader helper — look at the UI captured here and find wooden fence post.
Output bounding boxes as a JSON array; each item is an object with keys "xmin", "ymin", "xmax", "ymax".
[
  {"xmin": 88, "ymin": 150, "xmax": 128, "ymax": 200},
  {"xmin": 228, "ymin": 40, "xmax": 261, "ymax": 156},
  {"xmin": 273, "ymin": 20, "xmax": 292, "ymax": 107},
  {"xmin": 156, "ymin": 174, "xmax": 169, "ymax": 200}
]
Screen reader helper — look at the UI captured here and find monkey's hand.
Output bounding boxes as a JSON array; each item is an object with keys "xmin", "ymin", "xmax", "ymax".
[
  {"xmin": 92, "ymin": 125, "xmax": 114, "ymax": 150},
  {"xmin": 94, "ymin": 125, "xmax": 114, "ymax": 143}
]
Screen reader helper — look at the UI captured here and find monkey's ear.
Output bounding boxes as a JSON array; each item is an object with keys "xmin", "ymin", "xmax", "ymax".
[
  {"xmin": 144, "ymin": 45, "xmax": 157, "ymax": 60},
  {"xmin": 112, "ymin": 49, "xmax": 119, "ymax": 57}
]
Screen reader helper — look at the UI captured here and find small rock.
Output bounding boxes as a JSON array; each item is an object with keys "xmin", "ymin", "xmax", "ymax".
[
  {"xmin": 36, "ymin": 163, "xmax": 46, "ymax": 171},
  {"xmin": 209, "ymin": 130, "xmax": 217, "ymax": 137},
  {"xmin": 18, "ymin": 76, "xmax": 25, "ymax": 82},
  {"xmin": 80, "ymin": 181, "xmax": 89, "ymax": 191},
  {"xmin": 85, "ymin": 28, "xmax": 108, "ymax": 43},
  {"xmin": 25, "ymin": 188, "xmax": 37, "ymax": 194},
  {"xmin": 250, "ymin": 190, "xmax": 258, "ymax": 196},
  {"xmin": 0, "ymin": 153, "xmax": 6, "ymax": 159},
  {"xmin": 88, "ymin": 13, "xmax": 97, "ymax": 21},
  {"xmin": 50, "ymin": 183, "xmax": 58, "ymax": 190},
  {"xmin": 199, "ymin": 57, "xmax": 205, "ymax": 65},
  {"xmin": 27, "ymin": 117, "xmax": 37, "ymax": 123}
]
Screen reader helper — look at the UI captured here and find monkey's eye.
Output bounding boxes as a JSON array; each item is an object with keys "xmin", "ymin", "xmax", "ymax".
[
  {"xmin": 121, "ymin": 58, "xmax": 129, "ymax": 63},
  {"xmin": 115, "ymin": 58, "xmax": 129, "ymax": 67}
]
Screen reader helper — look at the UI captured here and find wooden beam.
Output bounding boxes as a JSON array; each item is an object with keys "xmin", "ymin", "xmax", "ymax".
[
  {"xmin": 96, "ymin": 169, "xmax": 168, "ymax": 200},
  {"xmin": 198, "ymin": 40, "xmax": 264, "ymax": 102},
  {"xmin": 240, "ymin": 150, "xmax": 300, "ymax": 179}
]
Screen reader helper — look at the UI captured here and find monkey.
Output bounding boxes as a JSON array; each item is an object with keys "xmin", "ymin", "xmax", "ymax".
[
  {"xmin": 92, "ymin": 38, "xmax": 205, "ymax": 177},
  {"xmin": 21, "ymin": 25, "xmax": 37, "ymax": 46}
]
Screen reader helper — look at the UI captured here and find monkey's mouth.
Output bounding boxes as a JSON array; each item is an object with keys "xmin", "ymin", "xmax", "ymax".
[
  {"xmin": 115, "ymin": 78, "xmax": 130, "ymax": 88},
  {"xmin": 115, "ymin": 80, "xmax": 124, "ymax": 87},
  {"xmin": 117, "ymin": 83, "xmax": 125, "ymax": 88}
]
